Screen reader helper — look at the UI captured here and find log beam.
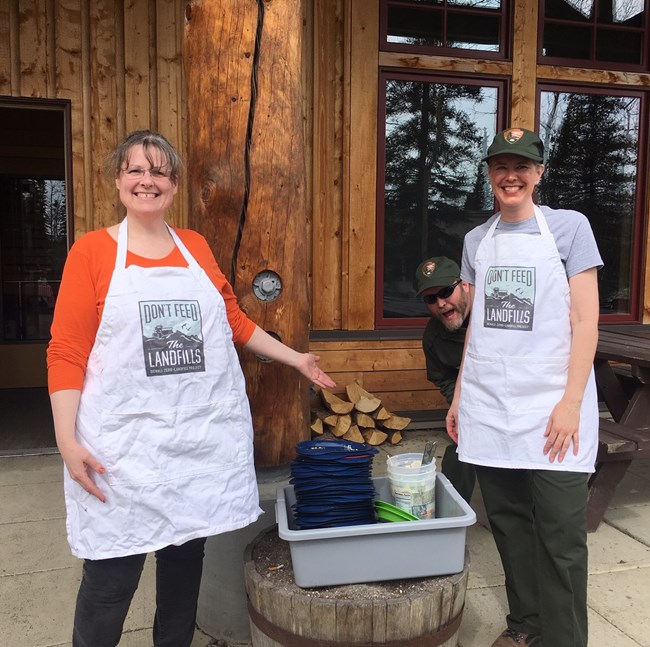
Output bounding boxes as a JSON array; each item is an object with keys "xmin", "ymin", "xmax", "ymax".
[{"xmin": 184, "ymin": 0, "xmax": 309, "ymax": 466}]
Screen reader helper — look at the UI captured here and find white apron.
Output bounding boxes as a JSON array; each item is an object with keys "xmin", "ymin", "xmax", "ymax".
[
  {"xmin": 458, "ymin": 206, "xmax": 598, "ymax": 472},
  {"xmin": 64, "ymin": 218, "xmax": 262, "ymax": 559}
]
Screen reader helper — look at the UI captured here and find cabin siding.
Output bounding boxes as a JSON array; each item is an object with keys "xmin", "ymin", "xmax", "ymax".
[
  {"xmin": 1, "ymin": 0, "xmax": 649, "ymax": 415},
  {"xmin": 0, "ymin": 0, "xmax": 188, "ymax": 237}
]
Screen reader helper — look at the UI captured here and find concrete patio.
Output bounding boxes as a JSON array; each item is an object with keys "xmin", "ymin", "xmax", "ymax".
[{"xmin": 1, "ymin": 427, "xmax": 649, "ymax": 646}]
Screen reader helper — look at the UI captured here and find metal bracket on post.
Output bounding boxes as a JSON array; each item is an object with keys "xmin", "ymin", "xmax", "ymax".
[{"xmin": 252, "ymin": 270, "xmax": 282, "ymax": 302}]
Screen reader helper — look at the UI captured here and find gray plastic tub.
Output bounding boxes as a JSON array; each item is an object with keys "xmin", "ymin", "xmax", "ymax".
[{"xmin": 276, "ymin": 473, "xmax": 476, "ymax": 588}]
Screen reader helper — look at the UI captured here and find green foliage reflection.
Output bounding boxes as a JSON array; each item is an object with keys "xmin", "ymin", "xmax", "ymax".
[{"xmin": 382, "ymin": 78, "xmax": 497, "ymax": 319}]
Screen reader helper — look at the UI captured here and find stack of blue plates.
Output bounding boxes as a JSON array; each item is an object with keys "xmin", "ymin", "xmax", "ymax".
[{"xmin": 290, "ymin": 439, "xmax": 379, "ymax": 529}]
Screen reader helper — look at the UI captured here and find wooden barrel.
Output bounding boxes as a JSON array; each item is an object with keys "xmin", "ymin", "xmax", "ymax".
[{"xmin": 244, "ymin": 526, "xmax": 469, "ymax": 647}]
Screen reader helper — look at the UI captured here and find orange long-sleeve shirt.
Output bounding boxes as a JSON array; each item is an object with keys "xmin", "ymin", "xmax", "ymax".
[{"xmin": 47, "ymin": 227, "xmax": 256, "ymax": 394}]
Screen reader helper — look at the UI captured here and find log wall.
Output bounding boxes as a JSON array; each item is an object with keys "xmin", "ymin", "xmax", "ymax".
[
  {"xmin": 306, "ymin": 0, "xmax": 650, "ymax": 413},
  {"xmin": 2, "ymin": 0, "xmax": 649, "ymax": 419},
  {"xmin": 0, "ymin": 0, "xmax": 188, "ymax": 237},
  {"xmin": 310, "ymin": 338, "xmax": 447, "ymax": 412},
  {"xmin": 185, "ymin": 0, "xmax": 310, "ymax": 466}
]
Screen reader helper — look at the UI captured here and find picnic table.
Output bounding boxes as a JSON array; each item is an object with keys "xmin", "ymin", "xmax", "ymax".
[{"xmin": 587, "ymin": 325, "xmax": 650, "ymax": 531}]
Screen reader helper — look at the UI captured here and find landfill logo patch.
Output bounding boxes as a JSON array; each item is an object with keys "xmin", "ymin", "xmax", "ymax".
[
  {"xmin": 484, "ymin": 266, "xmax": 535, "ymax": 331},
  {"xmin": 139, "ymin": 300, "xmax": 205, "ymax": 376}
]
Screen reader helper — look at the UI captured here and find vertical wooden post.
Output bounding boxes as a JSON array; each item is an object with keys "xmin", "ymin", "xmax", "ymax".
[
  {"xmin": 511, "ymin": 0, "xmax": 539, "ymax": 129},
  {"xmin": 184, "ymin": 0, "xmax": 309, "ymax": 466},
  {"xmin": 346, "ymin": 0, "xmax": 378, "ymax": 330}
]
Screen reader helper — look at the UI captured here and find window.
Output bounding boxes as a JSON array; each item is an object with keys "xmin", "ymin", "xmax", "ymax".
[
  {"xmin": 541, "ymin": 0, "xmax": 648, "ymax": 70},
  {"xmin": 0, "ymin": 101, "xmax": 72, "ymax": 342},
  {"xmin": 377, "ymin": 71, "xmax": 506, "ymax": 326},
  {"xmin": 538, "ymin": 86, "xmax": 647, "ymax": 319},
  {"xmin": 381, "ymin": 0, "xmax": 509, "ymax": 60}
]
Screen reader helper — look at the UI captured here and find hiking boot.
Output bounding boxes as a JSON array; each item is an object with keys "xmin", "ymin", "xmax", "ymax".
[{"xmin": 491, "ymin": 628, "xmax": 541, "ymax": 647}]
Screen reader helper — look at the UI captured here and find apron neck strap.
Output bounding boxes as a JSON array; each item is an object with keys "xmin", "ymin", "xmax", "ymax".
[
  {"xmin": 115, "ymin": 217, "xmax": 201, "ymax": 270},
  {"xmin": 116, "ymin": 218, "xmax": 129, "ymax": 269},
  {"xmin": 486, "ymin": 204, "xmax": 550, "ymax": 239},
  {"xmin": 532, "ymin": 205, "xmax": 551, "ymax": 236}
]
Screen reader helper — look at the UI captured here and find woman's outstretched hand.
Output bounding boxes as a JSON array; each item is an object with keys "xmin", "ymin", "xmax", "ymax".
[
  {"xmin": 243, "ymin": 327, "xmax": 336, "ymax": 388},
  {"xmin": 295, "ymin": 353, "xmax": 336, "ymax": 389}
]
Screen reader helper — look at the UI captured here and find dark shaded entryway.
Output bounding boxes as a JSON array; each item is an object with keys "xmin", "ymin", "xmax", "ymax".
[{"xmin": 0, "ymin": 387, "xmax": 56, "ymax": 454}]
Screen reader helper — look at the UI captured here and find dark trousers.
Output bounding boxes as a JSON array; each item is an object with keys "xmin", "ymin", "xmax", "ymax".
[
  {"xmin": 442, "ymin": 442, "xmax": 476, "ymax": 504},
  {"xmin": 72, "ymin": 537, "xmax": 206, "ymax": 647},
  {"xmin": 475, "ymin": 466, "xmax": 589, "ymax": 647}
]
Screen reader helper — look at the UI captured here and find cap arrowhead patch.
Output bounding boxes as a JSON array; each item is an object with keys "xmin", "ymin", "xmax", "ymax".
[
  {"xmin": 504, "ymin": 128, "xmax": 524, "ymax": 143},
  {"xmin": 422, "ymin": 261, "xmax": 436, "ymax": 276}
]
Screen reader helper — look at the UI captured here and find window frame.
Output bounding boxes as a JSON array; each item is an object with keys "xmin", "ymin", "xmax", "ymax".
[
  {"xmin": 538, "ymin": 0, "xmax": 650, "ymax": 72},
  {"xmin": 380, "ymin": 0, "xmax": 512, "ymax": 61}
]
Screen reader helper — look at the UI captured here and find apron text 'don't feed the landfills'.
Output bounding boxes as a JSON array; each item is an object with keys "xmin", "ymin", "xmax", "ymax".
[
  {"xmin": 64, "ymin": 219, "xmax": 262, "ymax": 559},
  {"xmin": 458, "ymin": 206, "xmax": 598, "ymax": 472}
]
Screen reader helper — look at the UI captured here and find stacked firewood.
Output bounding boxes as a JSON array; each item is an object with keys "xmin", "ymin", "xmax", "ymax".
[{"xmin": 310, "ymin": 381, "xmax": 411, "ymax": 446}]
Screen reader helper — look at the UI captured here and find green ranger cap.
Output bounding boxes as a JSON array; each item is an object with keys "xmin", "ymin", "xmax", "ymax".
[
  {"xmin": 483, "ymin": 128, "xmax": 544, "ymax": 163},
  {"xmin": 414, "ymin": 256, "xmax": 461, "ymax": 296}
]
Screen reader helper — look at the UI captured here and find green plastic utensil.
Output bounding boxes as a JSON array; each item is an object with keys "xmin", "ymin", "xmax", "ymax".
[{"xmin": 374, "ymin": 500, "xmax": 419, "ymax": 522}]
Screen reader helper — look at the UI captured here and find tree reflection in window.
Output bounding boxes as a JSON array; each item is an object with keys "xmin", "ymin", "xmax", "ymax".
[
  {"xmin": 0, "ymin": 178, "xmax": 68, "ymax": 341},
  {"xmin": 379, "ymin": 75, "xmax": 500, "ymax": 322},
  {"xmin": 539, "ymin": 90, "xmax": 641, "ymax": 316}
]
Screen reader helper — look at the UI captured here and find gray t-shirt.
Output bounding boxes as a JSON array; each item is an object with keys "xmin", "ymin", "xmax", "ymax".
[{"xmin": 461, "ymin": 205, "xmax": 603, "ymax": 284}]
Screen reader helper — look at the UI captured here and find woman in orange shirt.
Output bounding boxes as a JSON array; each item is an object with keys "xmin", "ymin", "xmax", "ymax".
[{"xmin": 48, "ymin": 130, "xmax": 334, "ymax": 647}]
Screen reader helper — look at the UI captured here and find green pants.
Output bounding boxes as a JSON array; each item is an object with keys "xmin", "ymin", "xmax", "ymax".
[
  {"xmin": 475, "ymin": 466, "xmax": 589, "ymax": 647},
  {"xmin": 441, "ymin": 442, "xmax": 476, "ymax": 504}
]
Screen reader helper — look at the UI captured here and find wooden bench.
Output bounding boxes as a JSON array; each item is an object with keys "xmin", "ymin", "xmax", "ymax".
[
  {"xmin": 586, "ymin": 417, "xmax": 650, "ymax": 532},
  {"xmin": 608, "ymin": 362, "xmax": 640, "ymax": 400}
]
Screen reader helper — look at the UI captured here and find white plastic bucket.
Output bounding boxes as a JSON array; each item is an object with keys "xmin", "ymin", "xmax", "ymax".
[{"xmin": 386, "ymin": 452, "xmax": 436, "ymax": 519}]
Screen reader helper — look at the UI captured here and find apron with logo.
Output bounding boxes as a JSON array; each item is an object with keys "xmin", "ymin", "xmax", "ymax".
[
  {"xmin": 458, "ymin": 206, "xmax": 598, "ymax": 472},
  {"xmin": 64, "ymin": 218, "xmax": 262, "ymax": 559}
]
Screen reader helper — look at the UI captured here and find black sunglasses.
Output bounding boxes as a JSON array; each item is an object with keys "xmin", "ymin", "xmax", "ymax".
[{"xmin": 422, "ymin": 279, "xmax": 461, "ymax": 305}]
